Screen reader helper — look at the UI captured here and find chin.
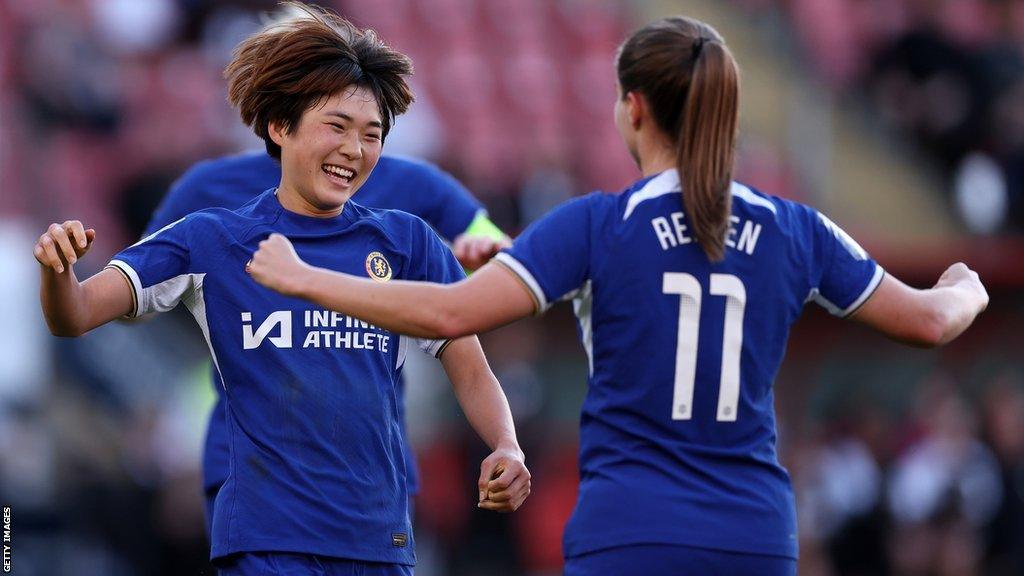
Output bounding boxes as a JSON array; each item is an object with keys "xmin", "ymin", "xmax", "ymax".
[{"xmin": 312, "ymin": 190, "xmax": 348, "ymax": 211}]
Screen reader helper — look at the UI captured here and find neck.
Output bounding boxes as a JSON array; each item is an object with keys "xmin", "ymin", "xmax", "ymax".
[
  {"xmin": 276, "ymin": 181, "xmax": 344, "ymax": 218},
  {"xmin": 636, "ymin": 130, "xmax": 677, "ymax": 177}
]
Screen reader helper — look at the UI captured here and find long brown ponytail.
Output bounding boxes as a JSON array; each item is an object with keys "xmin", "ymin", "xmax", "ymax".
[{"xmin": 617, "ymin": 17, "xmax": 740, "ymax": 262}]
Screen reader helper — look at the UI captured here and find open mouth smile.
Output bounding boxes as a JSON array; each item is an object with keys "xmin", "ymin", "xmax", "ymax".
[{"xmin": 322, "ymin": 163, "xmax": 356, "ymax": 185}]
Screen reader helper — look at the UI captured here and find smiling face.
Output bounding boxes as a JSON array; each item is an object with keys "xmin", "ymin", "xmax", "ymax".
[{"xmin": 269, "ymin": 85, "xmax": 384, "ymax": 217}]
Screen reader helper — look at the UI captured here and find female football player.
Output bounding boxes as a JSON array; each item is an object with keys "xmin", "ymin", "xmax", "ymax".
[
  {"xmin": 35, "ymin": 4, "xmax": 528, "ymax": 574},
  {"xmin": 246, "ymin": 15, "xmax": 987, "ymax": 576}
]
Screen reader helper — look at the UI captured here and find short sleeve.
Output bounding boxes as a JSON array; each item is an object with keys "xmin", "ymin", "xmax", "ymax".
[
  {"xmin": 493, "ymin": 194, "xmax": 592, "ymax": 314},
  {"xmin": 107, "ymin": 216, "xmax": 199, "ymax": 317},
  {"xmin": 806, "ymin": 210, "xmax": 884, "ymax": 317},
  {"xmin": 405, "ymin": 217, "xmax": 468, "ymax": 356}
]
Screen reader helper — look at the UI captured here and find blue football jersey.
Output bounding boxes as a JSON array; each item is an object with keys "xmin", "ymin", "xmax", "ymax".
[
  {"xmin": 111, "ymin": 190, "xmax": 466, "ymax": 563},
  {"xmin": 144, "ymin": 151, "xmax": 485, "ymax": 497},
  {"xmin": 495, "ymin": 169, "xmax": 883, "ymax": 560}
]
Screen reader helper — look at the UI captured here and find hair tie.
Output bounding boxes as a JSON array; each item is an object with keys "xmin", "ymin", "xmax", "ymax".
[{"xmin": 692, "ymin": 37, "xmax": 708, "ymax": 59}]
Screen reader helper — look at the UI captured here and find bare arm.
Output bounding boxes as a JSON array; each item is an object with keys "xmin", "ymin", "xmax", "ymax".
[
  {"xmin": 35, "ymin": 221, "xmax": 133, "ymax": 336},
  {"xmin": 439, "ymin": 337, "xmax": 530, "ymax": 512},
  {"xmin": 247, "ymin": 233, "xmax": 536, "ymax": 339},
  {"xmin": 851, "ymin": 263, "xmax": 988, "ymax": 347}
]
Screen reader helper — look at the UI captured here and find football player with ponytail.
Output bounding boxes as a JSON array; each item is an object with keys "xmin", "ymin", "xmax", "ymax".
[{"xmin": 248, "ymin": 16, "xmax": 988, "ymax": 574}]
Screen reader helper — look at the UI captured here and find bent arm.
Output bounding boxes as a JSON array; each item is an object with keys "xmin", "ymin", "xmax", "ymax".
[
  {"xmin": 35, "ymin": 221, "xmax": 134, "ymax": 336},
  {"xmin": 439, "ymin": 336, "xmax": 530, "ymax": 511},
  {"xmin": 240, "ymin": 227, "xmax": 537, "ymax": 340},
  {"xmin": 440, "ymin": 336, "xmax": 520, "ymax": 453},
  {"xmin": 851, "ymin": 264, "xmax": 988, "ymax": 347},
  {"xmin": 41, "ymin": 267, "xmax": 134, "ymax": 337}
]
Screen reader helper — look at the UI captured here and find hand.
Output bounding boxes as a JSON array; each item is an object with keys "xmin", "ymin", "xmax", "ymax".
[
  {"xmin": 453, "ymin": 234, "xmax": 511, "ymax": 271},
  {"xmin": 935, "ymin": 262, "xmax": 988, "ymax": 312},
  {"xmin": 33, "ymin": 220, "xmax": 96, "ymax": 274},
  {"xmin": 477, "ymin": 444, "xmax": 530, "ymax": 512},
  {"xmin": 247, "ymin": 233, "xmax": 311, "ymax": 297}
]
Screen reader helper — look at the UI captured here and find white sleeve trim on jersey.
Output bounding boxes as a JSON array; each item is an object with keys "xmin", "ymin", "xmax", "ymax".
[
  {"xmin": 809, "ymin": 264, "xmax": 885, "ymax": 317},
  {"xmin": 418, "ymin": 337, "xmax": 452, "ymax": 358},
  {"xmin": 107, "ymin": 259, "xmax": 143, "ymax": 317},
  {"xmin": 493, "ymin": 252, "xmax": 550, "ymax": 313},
  {"xmin": 106, "ymin": 259, "xmax": 200, "ymax": 317},
  {"xmin": 841, "ymin": 264, "xmax": 885, "ymax": 317}
]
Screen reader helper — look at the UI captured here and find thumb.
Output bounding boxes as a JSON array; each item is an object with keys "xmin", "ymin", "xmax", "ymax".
[{"xmin": 478, "ymin": 459, "xmax": 503, "ymax": 502}]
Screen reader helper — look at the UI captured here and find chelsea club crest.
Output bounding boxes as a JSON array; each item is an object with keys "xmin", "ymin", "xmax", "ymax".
[{"xmin": 365, "ymin": 251, "xmax": 392, "ymax": 282}]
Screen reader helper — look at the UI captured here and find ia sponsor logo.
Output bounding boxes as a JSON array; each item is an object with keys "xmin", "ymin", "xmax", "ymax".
[{"xmin": 242, "ymin": 311, "xmax": 292, "ymax": 349}]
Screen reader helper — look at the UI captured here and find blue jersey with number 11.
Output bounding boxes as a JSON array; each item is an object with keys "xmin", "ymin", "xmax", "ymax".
[{"xmin": 495, "ymin": 169, "xmax": 883, "ymax": 560}]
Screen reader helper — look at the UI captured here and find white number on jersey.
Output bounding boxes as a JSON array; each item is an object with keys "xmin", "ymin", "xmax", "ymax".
[{"xmin": 663, "ymin": 273, "xmax": 746, "ymax": 422}]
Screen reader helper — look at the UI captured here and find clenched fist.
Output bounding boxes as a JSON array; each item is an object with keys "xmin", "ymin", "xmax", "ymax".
[{"xmin": 247, "ymin": 233, "xmax": 312, "ymax": 297}]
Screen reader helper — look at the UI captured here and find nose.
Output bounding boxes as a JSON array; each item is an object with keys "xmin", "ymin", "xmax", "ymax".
[{"xmin": 337, "ymin": 131, "xmax": 363, "ymax": 161}]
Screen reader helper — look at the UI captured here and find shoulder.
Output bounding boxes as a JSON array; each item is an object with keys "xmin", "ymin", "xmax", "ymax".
[
  {"xmin": 376, "ymin": 154, "xmax": 446, "ymax": 179},
  {"xmin": 730, "ymin": 181, "xmax": 817, "ymax": 229},
  {"xmin": 347, "ymin": 201, "xmax": 432, "ymax": 234},
  {"xmin": 176, "ymin": 150, "xmax": 274, "ymax": 188},
  {"xmin": 376, "ymin": 155, "xmax": 469, "ymax": 195}
]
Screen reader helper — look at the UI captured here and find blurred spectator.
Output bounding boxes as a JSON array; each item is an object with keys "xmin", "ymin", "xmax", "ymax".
[
  {"xmin": 980, "ymin": 373, "xmax": 1024, "ymax": 575},
  {"xmin": 887, "ymin": 379, "xmax": 1002, "ymax": 576}
]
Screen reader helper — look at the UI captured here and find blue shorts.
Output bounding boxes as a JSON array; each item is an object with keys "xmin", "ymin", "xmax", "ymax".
[
  {"xmin": 564, "ymin": 544, "xmax": 796, "ymax": 576},
  {"xmin": 215, "ymin": 552, "xmax": 413, "ymax": 576}
]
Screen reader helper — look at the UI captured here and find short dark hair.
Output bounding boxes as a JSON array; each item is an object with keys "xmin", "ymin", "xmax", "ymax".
[{"xmin": 225, "ymin": 2, "xmax": 414, "ymax": 159}]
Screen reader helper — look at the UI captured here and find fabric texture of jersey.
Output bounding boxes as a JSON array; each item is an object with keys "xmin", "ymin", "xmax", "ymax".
[
  {"xmin": 495, "ymin": 169, "xmax": 883, "ymax": 560},
  {"xmin": 144, "ymin": 150, "xmax": 485, "ymax": 498},
  {"xmin": 114, "ymin": 190, "xmax": 466, "ymax": 563}
]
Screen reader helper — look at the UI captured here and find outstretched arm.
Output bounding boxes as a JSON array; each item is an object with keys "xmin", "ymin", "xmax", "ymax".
[
  {"xmin": 438, "ymin": 337, "xmax": 530, "ymax": 512},
  {"xmin": 247, "ymin": 233, "xmax": 535, "ymax": 339},
  {"xmin": 35, "ymin": 221, "xmax": 133, "ymax": 336},
  {"xmin": 851, "ymin": 263, "xmax": 988, "ymax": 347}
]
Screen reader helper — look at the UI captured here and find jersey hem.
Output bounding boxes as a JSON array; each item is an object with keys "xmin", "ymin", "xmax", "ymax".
[
  {"xmin": 433, "ymin": 339, "xmax": 454, "ymax": 358},
  {"xmin": 563, "ymin": 532, "xmax": 798, "ymax": 561},
  {"xmin": 210, "ymin": 541, "xmax": 416, "ymax": 566}
]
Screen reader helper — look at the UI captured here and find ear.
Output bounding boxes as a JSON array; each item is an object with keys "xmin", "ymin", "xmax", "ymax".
[
  {"xmin": 268, "ymin": 120, "xmax": 287, "ymax": 148},
  {"xmin": 625, "ymin": 91, "xmax": 644, "ymax": 130}
]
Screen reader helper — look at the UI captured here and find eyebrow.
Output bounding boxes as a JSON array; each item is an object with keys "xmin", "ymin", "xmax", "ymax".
[{"xmin": 325, "ymin": 111, "xmax": 383, "ymax": 130}]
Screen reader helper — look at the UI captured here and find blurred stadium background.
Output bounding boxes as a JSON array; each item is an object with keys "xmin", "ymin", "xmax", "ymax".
[{"xmin": 1, "ymin": 0, "xmax": 1023, "ymax": 574}]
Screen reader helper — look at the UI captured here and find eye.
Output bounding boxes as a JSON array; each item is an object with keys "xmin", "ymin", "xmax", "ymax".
[
  {"xmin": 365, "ymin": 133, "xmax": 382, "ymax": 142},
  {"xmin": 328, "ymin": 122, "xmax": 345, "ymax": 132}
]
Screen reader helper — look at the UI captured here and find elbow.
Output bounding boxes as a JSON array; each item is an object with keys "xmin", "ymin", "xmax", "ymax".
[
  {"xmin": 46, "ymin": 321, "xmax": 84, "ymax": 338},
  {"xmin": 433, "ymin": 308, "xmax": 475, "ymax": 341},
  {"xmin": 43, "ymin": 313, "xmax": 85, "ymax": 338}
]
